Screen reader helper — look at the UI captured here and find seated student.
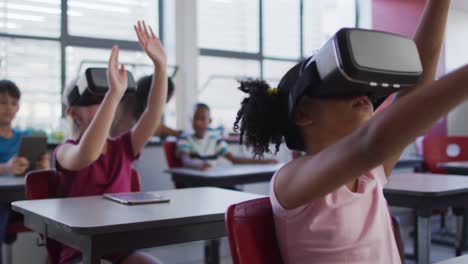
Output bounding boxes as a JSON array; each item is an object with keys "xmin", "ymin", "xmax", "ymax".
[
  {"xmin": 55, "ymin": 21, "xmax": 164, "ymax": 264},
  {"xmin": 177, "ymin": 103, "xmax": 277, "ymax": 170},
  {"xmin": 0, "ymin": 79, "xmax": 49, "ymax": 264},
  {"xmin": 110, "ymin": 75, "xmax": 180, "ymax": 138},
  {"xmin": 233, "ymin": 1, "xmax": 450, "ymax": 263}
]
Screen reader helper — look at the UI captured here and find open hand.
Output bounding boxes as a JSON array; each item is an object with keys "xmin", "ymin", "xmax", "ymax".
[
  {"xmin": 134, "ymin": 20, "xmax": 167, "ymax": 66},
  {"xmin": 107, "ymin": 46, "xmax": 127, "ymax": 98}
]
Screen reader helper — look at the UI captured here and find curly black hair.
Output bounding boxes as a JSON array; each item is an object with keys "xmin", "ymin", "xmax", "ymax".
[{"xmin": 233, "ymin": 79, "xmax": 290, "ymax": 157}]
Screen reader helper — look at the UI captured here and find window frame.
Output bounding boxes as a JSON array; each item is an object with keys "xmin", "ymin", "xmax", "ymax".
[{"xmin": 0, "ymin": 0, "xmax": 164, "ymax": 115}]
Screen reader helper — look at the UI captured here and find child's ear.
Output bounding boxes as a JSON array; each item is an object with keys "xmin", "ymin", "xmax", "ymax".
[{"xmin": 209, "ymin": 118, "xmax": 212, "ymax": 124}]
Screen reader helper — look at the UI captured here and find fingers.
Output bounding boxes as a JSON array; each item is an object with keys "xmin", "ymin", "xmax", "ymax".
[
  {"xmin": 148, "ymin": 25, "xmax": 156, "ymax": 39},
  {"xmin": 12, "ymin": 158, "xmax": 29, "ymax": 174},
  {"xmin": 108, "ymin": 45, "xmax": 119, "ymax": 69},
  {"xmin": 134, "ymin": 24, "xmax": 145, "ymax": 48},
  {"xmin": 142, "ymin": 21, "xmax": 150, "ymax": 39},
  {"xmin": 16, "ymin": 157, "xmax": 29, "ymax": 166}
]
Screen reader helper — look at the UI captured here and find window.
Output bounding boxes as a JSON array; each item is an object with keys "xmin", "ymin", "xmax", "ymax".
[
  {"xmin": 198, "ymin": 0, "xmax": 259, "ymax": 53},
  {"xmin": 68, "ymin": 0, "xmax": 158, "ymax": 40},
  {"xmin": 303, "ymin": 0, "xmax": 356, "ymax": 56},
  {"xmin": 198, "ymin": 56, "xmax": 260, "ymax": 131},
  {"xmin": 0, "ymin": 0, "xmax": 168, "ymax": 133},
  {"xmin": 263, "ymin": 0, "xmax": 300, "ymax": 59},
  {"xmin": 197, "ymin": 0, "xmax": 357, "ymax": 132},
  {"xmin": 263, "ymin": 59, "xmax": 297, "ymax": 86},
  {"xmin": 0, "ymin": 0, "xmax": 61, "ymax": 37},
  {"xmin": 0, "ymin": 38, "xmax": 61, "ymax": 131}
]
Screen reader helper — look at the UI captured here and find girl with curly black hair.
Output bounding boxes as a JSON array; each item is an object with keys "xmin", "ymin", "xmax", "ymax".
[{"xmin": 234, "ymin": 1, "xmax": 454, "ymax": 263}]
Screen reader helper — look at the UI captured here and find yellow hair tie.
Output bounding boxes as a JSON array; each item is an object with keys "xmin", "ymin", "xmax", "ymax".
[{"xmin": 267, "ymin": 87, "xmax": 279, "ymax": 96}]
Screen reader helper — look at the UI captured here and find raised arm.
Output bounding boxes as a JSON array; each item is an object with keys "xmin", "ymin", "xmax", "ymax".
[
  {"xmin": 56, "ymin": 46, "xmax": 127, "ymax": 171},
  {"xmin": 131, "ymin": 21, "xmax": 168, "ymax": 155},
  {"xmin": 383, "ymin": 0, "xmax": 451, "ymax": 175},
  {"xmin": 277, "ymin": 65, "xmax": 468, "ymax": 209}
]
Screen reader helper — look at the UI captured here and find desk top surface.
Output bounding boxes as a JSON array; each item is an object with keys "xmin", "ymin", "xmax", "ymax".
[
  {"xmin": 12, "ymin": 187, "xmax": 263, "ymax": 234},
  {"xmin": 385, "ymin": 173, "xmax": 468, "ymax": 196},
  {"xmin": 166, "ymin": 164, "xmax": 284, "ymax": 177},
  {"xmin": 0, "ymin": 175, "xmax": 25, "ymax": 190}
]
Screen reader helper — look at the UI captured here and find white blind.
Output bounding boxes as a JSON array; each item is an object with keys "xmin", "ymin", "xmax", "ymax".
[
  {"xmin": 263, "ymin": 59, "xmax": 297, "ymax": 87},
  {"xmin": 0, "ymin": 37, "xmax": 61, "ymax": 130},
  {"xmin": 198, "ymin": 0, "xmax": 259, "ymax": 53},
  {"xmin": 303, "ymin": 0, "xmax": 356, "ymax": 57},
  {"xmin": 263, "ymin": 0, "xmax": 300, "ymax": 59},
  {"xmin": 0, "ymin": 0, "xmax": 61, "ymax": 37},
  {"xmin": 68, "ymin": 0, "xmax": 158, "ymax": 40}
]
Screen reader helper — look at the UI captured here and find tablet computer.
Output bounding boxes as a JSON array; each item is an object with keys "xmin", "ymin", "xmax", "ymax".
[
  {"xmin": 17, "ymin": 135, "xmax": 48, "ymax": 172},
  {"xmin": 103, "ymin": 192, "xmax": 170, "ymax": 205}
]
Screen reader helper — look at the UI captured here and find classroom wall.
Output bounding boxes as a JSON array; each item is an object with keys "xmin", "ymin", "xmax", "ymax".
[
  {"xmin": 372, "ymin": 0, "xmax": 447, "ymax": 136},
  {"xmin": 446, "ymin": 8, "xmax": 468, "ymax": 136}
]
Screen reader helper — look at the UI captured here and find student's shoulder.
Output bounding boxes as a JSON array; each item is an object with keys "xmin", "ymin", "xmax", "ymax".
[{"xmin": 12, "ymin": 128, "xmax": 31, "ymax": 137}]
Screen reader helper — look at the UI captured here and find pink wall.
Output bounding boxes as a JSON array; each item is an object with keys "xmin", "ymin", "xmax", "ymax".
[{"xmin": 372, "ymin": 0, "xmax": 447, "ymax": 135}]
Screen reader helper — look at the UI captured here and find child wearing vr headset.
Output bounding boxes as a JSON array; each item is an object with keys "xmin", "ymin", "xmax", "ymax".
[
  {"xmin": 55, "ymin": 21, "xmax": 165, "ymax": 264},
  {"xmin": 234, "ymin": 1, "xmax": 452, "ymax": 263}
]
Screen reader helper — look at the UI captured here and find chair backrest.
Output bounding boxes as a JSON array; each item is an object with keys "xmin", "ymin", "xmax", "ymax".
[
  {"xmin": 25, "ymin": 168, "xmax": 141, "ymax": 264},
  {"xmin": 130, "ymin": 168, "xmax": 141, "ymax": 192},
  {"xmin": 226, "ymin": 197, "xmax": 283, "ymax": 264},
  {"xmin": 25, "ymin": 169, "xmax": 62, "ymax": 264},
  {"xmin": 422, "ymin": 136, "xmax": 468, "ymax": 173},
  {"xmin": 163, "ymin": 141, "xmax": 182, "ymax": 168}
]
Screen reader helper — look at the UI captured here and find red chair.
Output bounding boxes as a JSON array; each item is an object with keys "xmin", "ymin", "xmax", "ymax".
[
  {"xmin": 422, "ymin": 136, "xmax": 468, "ymax": 173},
  {"xmin": 25, "ymin": 168, "xmax": 142, "ymax": 264},
  {"xmin": 226, "ymin": 197, "xmax": 405, "ymax": 264},
  {"xmin": 226, "ymin": 197, "xmax": 283, "ymax": 264},
  {"xmin": 25, "ymin": 169, "xmax": 61, "ymax": 264},
  {"xmin": 163, "ymin": 141, "xmax": 182, "ymax": 168}
]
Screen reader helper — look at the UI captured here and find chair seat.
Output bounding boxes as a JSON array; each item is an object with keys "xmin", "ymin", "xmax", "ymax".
[{"xmin": 6, "ymin": 223, "xmax": 29, "ymax": 234}]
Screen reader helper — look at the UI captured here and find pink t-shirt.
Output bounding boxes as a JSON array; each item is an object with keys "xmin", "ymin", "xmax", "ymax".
[
  {"xmin": 54, "ymin": 131, "xmax": 139, "ymax": 264},
  {"xmin": 270, "ymin": 165, "xmax": 401, "ymax": 264}
]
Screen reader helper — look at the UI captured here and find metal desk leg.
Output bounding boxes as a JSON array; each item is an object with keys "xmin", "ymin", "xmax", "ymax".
[
  {"xmin": 452, "ymin": 207, "xmax": 466, "ymax": 256},
  {"xmin": 417, "ymin": 209, "xmax": 432, "ymax": 264},
  {"xmin": 205, "ymin": 239, "xmax": 220, "ymax": 264},
  {"xmin": 82, "ymin": 239, "xmax": 101, "ymax": 264}
]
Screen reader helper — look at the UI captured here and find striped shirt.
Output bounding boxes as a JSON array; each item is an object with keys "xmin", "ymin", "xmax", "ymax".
[{"xmin": 176, "ymin": 132, "xmax": 228, "ymax": 164}]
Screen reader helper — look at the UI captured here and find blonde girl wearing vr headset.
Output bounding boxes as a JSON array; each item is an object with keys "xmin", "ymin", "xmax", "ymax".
[
  {"xmin": 234, "ymin": 1, "xmax": 454, "ymax": 263},
  {"xmin": 55, "ymin": 21, "xmax": 165, "ymax": 264}
]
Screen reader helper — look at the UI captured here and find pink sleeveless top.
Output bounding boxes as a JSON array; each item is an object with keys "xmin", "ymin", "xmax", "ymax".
[{"xmin": 270, "ymin": 165, "xmax": 401, "ymax": 264}]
